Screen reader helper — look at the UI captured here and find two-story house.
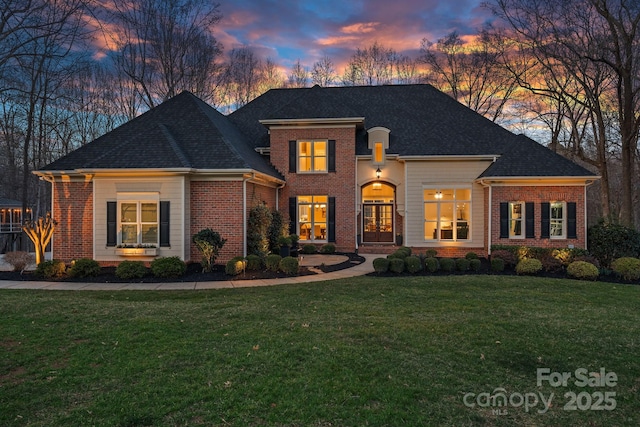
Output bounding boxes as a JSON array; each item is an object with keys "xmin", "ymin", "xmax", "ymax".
[{"xmin": 34, "ymin": 85, "xmax": 598, "ymax": 265}]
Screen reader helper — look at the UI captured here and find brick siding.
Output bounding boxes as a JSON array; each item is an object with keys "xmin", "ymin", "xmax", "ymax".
[{"xmin": 51, "ymin": 181, "xmax": 94, "ymax": 262}]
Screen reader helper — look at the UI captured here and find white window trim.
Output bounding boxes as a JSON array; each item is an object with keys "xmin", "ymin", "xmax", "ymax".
[
  {"xmin": 423, "ymin": 187, "xmax": 472, "ymax": 242},
  {"xmin": 298, "ymin": 139, "xmax": 328, "ymax": 174},
  {"xmin": 550, "ymin": 201, "xmax": 566, "ymax": 239},
  {"xmin": 117, "ymin": 200, "xmax": 159, "ymax": 246},
  {"xmin": 297, "ymin": 195, "xmax": 328, "ymax": 242},
  {"xmin": 509, "ymin": 201, "xmax": 525, "ymax": 239}
]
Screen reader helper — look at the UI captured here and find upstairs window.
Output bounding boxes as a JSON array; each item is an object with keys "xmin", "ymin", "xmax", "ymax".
[
  {"xmin": 299, "ymin": 140, "xmax": 327, "ymax": 172},
  {"xmin": 373, "ymin": 142, "xmax": 384, "ymax": 164}
]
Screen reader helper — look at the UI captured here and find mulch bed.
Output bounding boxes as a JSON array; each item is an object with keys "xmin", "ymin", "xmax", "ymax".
[{"xmin": 0, "ymin": 252, "xmax": 365, "ymax": 283}]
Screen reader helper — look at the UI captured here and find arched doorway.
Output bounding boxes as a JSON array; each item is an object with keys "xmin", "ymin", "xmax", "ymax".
[{"xmin": 361, "ymin": 182, "xmax": 395, "ymax": 243}]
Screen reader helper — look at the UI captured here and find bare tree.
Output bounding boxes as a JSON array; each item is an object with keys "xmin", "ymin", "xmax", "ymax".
[
  {"xmin": 419, "ymin": 30, "xmax": 518, "ymax": 122},
  {"xmin": 341, "ymin": 41, "xmax": 396, "ymax": 86},
  {"xmin": 311, "ymin": 55, "xmax": 336, "ymax": 87},
  {"xmin": 288, "ymin": 59, "xmax": 309, "ymax": 88},
  {"xmin": 220, "ymin": 46, "xmax": 262, "ymax": 110},
  {"xmin": 109, "ymin": 0, "xmax": 223, "ymax": 109},
  {"xmin": 487, "ymin": 0, "xmax": 640, "ymax": 226}
]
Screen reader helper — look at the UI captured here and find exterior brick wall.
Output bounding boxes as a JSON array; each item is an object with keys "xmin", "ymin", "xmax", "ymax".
[
  {"xmin": 269, "ymin": 127, "xmax": 357, "ymax": 252},
  {"xmin": 52, "ymin": 180, "xmax": 94, "ymax": 262},
  {"xmin": 490, "ymin": 185, "xmax": 586, "ymax": 250}
]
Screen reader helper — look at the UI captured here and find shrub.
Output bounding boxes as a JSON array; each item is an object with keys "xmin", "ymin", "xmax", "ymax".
[
  {"xmin": 567, "ymin": 261, "xmax": 600, "ymax": 281},
  {"xmin": 245, "ymin": 254, "xmax": 263, "ymax": 271},
  {"xmin": 115, "ymin": 260, "xmax": 148, "ymax": 279},
  {"xmin": 538, "ymin": 254, "xmax": 564, "ymax": 273},
  {"xmin": 320, "ymin": 243, "xmax": 336, "ymax": 254},
  {"xmin": 491, "ymin": 250, "xmax": 517, "ymax": 267},
  {"xmin": 192, "ymin": 229, "xmax": 227, "ymax": 272},
  {"xmin": 465, "ymin": 252, "xmax": 479, "ymax": 260},
  {"xmin": 279, "ymin": 256, "xmax": 299, "ymax": 275},
  {"xmin": 491, "ymin": 257, "xmax": 505, "ymax": 272},
  {"xmin": 439, "ymin": 257, "xmax": 455, "ymax": 272},
  {"xmin": 373, "ymin": 257, "xmax": 390, "ymax": 273},
  {"xmin": 2, "ymin": 251, "xmax": 34, "ymax": 272},
  {"xmin": 424, "ymin": 257, "xmax": 439, "ymax": 273},
  {"xmin": 588, "ymin": 221, "xmax": 640, "ymax": 267},
  {"xmin": 611, "ymin": 257, "xmax": 640, "ymax": 281},
  {"xmin": 265, "ymin": 254, "xmax": 282, "ymax": 272},
  {"xmin": 301, "ymin": 244, "xmax": 317, "ymax": 254},
  {"xmin": 469, "ymin": 258, "xmax": 482, "ymax": 272},
  {"xmin": 515, "ymin": 258, "xmax": 543, "ymax": 275},
  {"xmin": 572, "ymin": 255, "xmax": 600, "ymax": 269},
  {"xmin": 68, "ymin": 258, "xmax": 101, "ymax": 278},
  {"xmin": 225, "ymin": 257, "xmax": 246, "ymax": 275},
  {"xmin": 267, "ymin": 209, "xmax": 287, "ymax": 253},
  {"xmin": 151, "ymin": 256, "xmax": 186, "ymax": 278},
  {"xmin": 35, "ymin": 259, "xmax": 66, "ymax": 279},
  {"xmin": 405, "ymin": 255, "xmax": 422, "ymax": 274},
  {"xmin": 455, "ymin": 258, "xmax": 470, "ymax": 271},
  {"xmin": 397, "ymin": 246, "xmax": 412, "ymax": 257},
  {"xmin": 389, "ymin": 257, "xmax": 405, "ymax": 274},
  {"xmin": 387, "ymin": 251, "xmax": 405, "ymax": 260},
  {"xmin": 424, "ymin": 249, "xmax": 438, "ymax": 258}
]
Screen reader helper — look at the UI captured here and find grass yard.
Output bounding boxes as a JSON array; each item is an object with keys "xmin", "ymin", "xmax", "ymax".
[{"xmin": 1, "ymin": 275, "xmax": 639, "ymax": 426}]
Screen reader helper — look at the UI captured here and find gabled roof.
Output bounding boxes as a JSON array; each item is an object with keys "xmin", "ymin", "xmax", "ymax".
[
  {"xmin": 230, "ymin": 84, "xmax": 596, "ymax": 178},
  {"xmin": 39, "ymin": 92, "xmax": 283, "ymax": 180}
]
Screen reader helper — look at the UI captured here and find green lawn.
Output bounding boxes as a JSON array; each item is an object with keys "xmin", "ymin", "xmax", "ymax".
[{"xmin": 1, "ymin": 275, "xmax": 638, "ymax": 426}]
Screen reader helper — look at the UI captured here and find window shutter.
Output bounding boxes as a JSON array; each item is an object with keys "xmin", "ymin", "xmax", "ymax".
[
  {"xmin": 525, "ymin": 202, "xmax": 535, "ymax": 238},
  {"xmin": 289, "ymin": 140, "xmax": 296, "ymax": 173},
  {"xmin": 160, "ymin": 201, "xmax": 170, "ymax": 247},
  {"xmin": 540, "ymin": 202, "xmax": 550, "ymax": 238},
  {"xmin": 567, "ymin": 202, "xmax": 577, "ymax": 239},
  {"xmin": 289, "ymin": 197, "xmax": 297, "ymax": 235},
  {"xmin": 499, "ymin": 202, "xmax": 509, "ymax": 238},
  {"xmin": 328, "ymin": 197, "xmax": 336, "ymax": 242},
  {"xmin": 107, "ymin": 202, "xmax": 117, "ymax": 247},
  {"xmin": 328, "ymin": 140, "xmax": 336, "ymax": 172}
]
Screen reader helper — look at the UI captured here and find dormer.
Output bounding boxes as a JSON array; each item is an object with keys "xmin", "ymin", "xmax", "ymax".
[{"xmin": 367, "ymin": 127, "xmax": 390, "ymax": 165}]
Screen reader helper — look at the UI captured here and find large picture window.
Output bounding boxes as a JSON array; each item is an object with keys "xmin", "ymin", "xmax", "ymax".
[
  {"xmin": 424, "ymin": 188, "xmax": 471, "ymax": 241},
  {"xmin": 119, "ymin": 201, "xmax": 158, "ymax": 245},
  {"xmin": 298, "ymin": 140, "xmax": 327, "ymax": 172},
  {"xmin": 298, "ymin": 195, "xmax": 327, "ymax": 241}
]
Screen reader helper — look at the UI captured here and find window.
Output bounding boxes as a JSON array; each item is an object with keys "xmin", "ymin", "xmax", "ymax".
[
  {"xmin": 509, "ymin": 202, "xmax": 524, "ymax": 238},
  {"xmin": 119, "ymin": 201, "xmax": 158, "ymax": 245},
  {"xmin": 298, "ymin": 140, "xmax": 327, "ymax": 172},
  {"xmin": 550, "ymin": 201, "xmax": 565, "ymax": 238},
  {"xmin": 424, "ymin": 188, "xmax": 471, "ymax": 241},
  {"xmin": 297, "ymin": 195, "xmax": 327, "ymax": 241},
  {"xmin": 373, "ymin": 142, "xmax": 384, "ymax": 164}
]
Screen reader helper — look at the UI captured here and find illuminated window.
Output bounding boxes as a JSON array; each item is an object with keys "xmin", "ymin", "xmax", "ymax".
[
  {"xmin": 509, "ymin": 202, "xmax": 524, "ymax": 238},
  {"xmin": 297, "ymin": 195, "xmax": 327, "ymax": 241},
  {"xmin": 298, "ymin": 140, "xmax": 327, "ymax": 172},
  {"xmin": 550, "ymin": 201, "xmax": 565, "ymax": 239},
  {"xmin": 374, "ymin": 142, "xmax": 384, "ymax": 164},
  {"xmin": 119, "ymin": 201, "xmax": 158, "ymax": 245},
  {"xmin": 423, "ymin": 188, "xmax": 471, "ymax": 241}
]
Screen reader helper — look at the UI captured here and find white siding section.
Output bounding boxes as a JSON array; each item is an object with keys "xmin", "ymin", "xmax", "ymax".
[
  {"xmin": 404, "ymin": 160, "xmax": 492, "ymax": 248},
  {"xmin": 93, "ymin": 177, "xmax": 186, "ymax": 261}
]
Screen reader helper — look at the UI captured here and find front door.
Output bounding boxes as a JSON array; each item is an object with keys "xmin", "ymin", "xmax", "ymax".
[{"xmin": 363, "ymin": 204, "xmax": 394, "ymax": 242}]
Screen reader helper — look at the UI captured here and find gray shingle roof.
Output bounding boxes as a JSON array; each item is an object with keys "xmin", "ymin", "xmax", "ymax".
[
  {"xmin": 39, "ymin": 92, "xmax": 283, "ymax": 179},
  {"xmin": 230, "ymin": 84, "xmax": 596, "ymax": 178}
]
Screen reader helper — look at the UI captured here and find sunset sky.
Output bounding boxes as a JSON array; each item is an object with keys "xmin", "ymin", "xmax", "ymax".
[{"xmin": 207, "ymin": 0, "xmax": 491, "ymax": 71}]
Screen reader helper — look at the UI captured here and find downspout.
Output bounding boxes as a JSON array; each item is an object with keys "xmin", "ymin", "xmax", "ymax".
[
  {"xmin": 479, "ymin": 179, "xmax": 492, "ymax": 256},
  {"xmin": 39, "ymin": 175, "xmax": 56, "ymax": 260},
  {"xmin": 275, "ymin": 183, "xmax": 285, "ymax": 211}
]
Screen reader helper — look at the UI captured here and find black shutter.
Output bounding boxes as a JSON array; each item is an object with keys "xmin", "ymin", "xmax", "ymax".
[
  {"xmin": 499, "ymin": 202, "xmax": 509, "ymax": 238},
  {"xmin": 525, "ymin": 202, "xmax": 535, "ymax": 238},
  {"xmin": 328, "ymin": 140, "xmax": 336, "ymax": 172},
  {"xmin": 107, "ymin": 202, "xmax": 117, "ymax": 246},
  {"xmin": 289, "ymin": 140, "xmax": 296, "ymax": 173},
  {"xmin": 160, "ymin": 201, "xmax": 170, "ymax": 247},
  {"xmin": 289, "ymin": 197, "xmax": 297, "ymax": 235},
  {"xmin": 567, "ymin": 202, "xmax": 577, "ymax": 239},
  {"xmin": 540, "ymin": 202, "xmax": 550, "ymax": 238},
  {"xmin": 328, "ymin": 197, "xmax": 336, "ymax": 242}
]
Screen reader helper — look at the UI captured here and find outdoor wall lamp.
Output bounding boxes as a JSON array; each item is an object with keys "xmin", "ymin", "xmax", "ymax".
[{"xmin": 376, "ymin": 167, "xmax": 381, "ymax": 179}]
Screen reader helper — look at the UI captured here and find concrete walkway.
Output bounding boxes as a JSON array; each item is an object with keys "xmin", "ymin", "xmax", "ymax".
[{"xmin": 0, "ymin": 254, "xmax": 383, "ymax": 291}]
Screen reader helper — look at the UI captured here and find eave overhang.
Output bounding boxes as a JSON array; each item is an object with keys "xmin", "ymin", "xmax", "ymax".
[
  {"xmin": 259, "ymin": 117, "xmax": 365, "ymax": 129},
  {"xmin": 476, "ymin": 176, "xmax": 600, "ymax": 186}
]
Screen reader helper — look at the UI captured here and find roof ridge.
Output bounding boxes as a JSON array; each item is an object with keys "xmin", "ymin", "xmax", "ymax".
[{"xmin": 158, "ymin": 124, "xmax": 192, "ymax": 168}]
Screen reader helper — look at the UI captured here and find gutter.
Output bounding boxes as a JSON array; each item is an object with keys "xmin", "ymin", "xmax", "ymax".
[{"xmin": 478, "ymin": 179, "xmax": 492, "ymax": 256}]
